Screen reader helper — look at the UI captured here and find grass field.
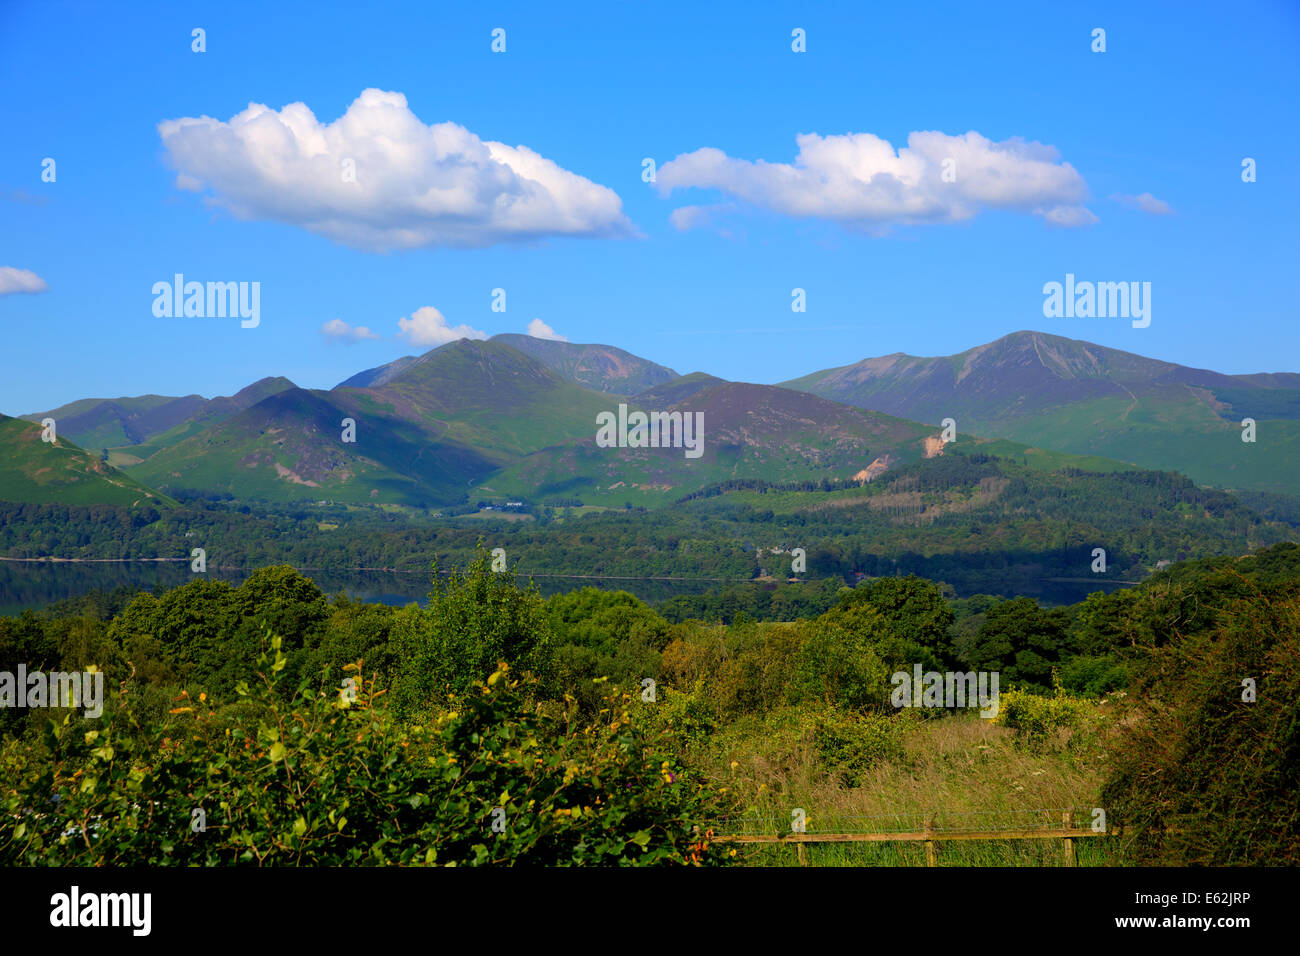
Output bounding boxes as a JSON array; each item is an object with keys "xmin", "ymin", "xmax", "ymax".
[{"xmin": 694, "ymin": 704, "xmax": 1123, "ymax": 866}]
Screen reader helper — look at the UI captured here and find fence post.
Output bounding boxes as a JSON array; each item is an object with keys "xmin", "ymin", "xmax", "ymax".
[
  {"xmin": 925, "ymin": 816, "xmax": 937, "ymax": 867},
  {"xmin": 1062, "ymin": 811, "xmax": 1076, "ymax": 867}
]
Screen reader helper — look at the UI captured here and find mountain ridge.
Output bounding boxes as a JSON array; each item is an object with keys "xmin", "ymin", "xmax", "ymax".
[
  {"xmin": 9, "ymin": 330, "xmax": 1298, "ymax": 505},
  {"xmin": 780, "ymin": 330, "xmax": 1300, "ymax": 493}
]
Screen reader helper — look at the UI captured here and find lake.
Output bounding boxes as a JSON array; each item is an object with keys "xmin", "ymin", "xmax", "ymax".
[
  {"xmin": 0, "ymin": 559, "xmax": 1137, "ymax": 616},
  {"xmin": 0, "ymin": 560, "xmax": 739, "ymax": 615}
]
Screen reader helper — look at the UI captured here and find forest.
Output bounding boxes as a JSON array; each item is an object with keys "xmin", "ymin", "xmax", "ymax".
[
  {"xmin": 0, "ymin": 455, "xmax": 1294, "ymax": 597},
  {"xmin": 2, "ymin": 541, "xmax": 1296, "ymax": 866}
]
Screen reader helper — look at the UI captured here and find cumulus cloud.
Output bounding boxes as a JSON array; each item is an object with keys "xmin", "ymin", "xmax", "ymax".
[
  {"xmin": 668, "ymin": 202, "xmax": 738, "ymax": 235},
  {"xmin": 397, "ymin": 306, "xmax": 487, "ymax": 347},
  {"xmin": 0, "ymin": 267, "xmax": 48, "ymax": 295},
  {"xmin": 1039, "ymin": 205, "xmax": 1100, "ymax": 228},
  {"xmin": 158, "ymin": 88, "xmax": 638, "ymax": 251},
  {"xmin": 526, "ymin": 318, "xmax": 568, "ymax": 341},
  {"xmin": 320, "ymin": 318, "xmax": 380, "ymax": 342},
  {"xmin": 1110, "ymin": 192, "xmax": 1174, "ymax": 215},
  {"xmin": 656, "ymin": 130, "xmax": 1095, "ymax": 230}
]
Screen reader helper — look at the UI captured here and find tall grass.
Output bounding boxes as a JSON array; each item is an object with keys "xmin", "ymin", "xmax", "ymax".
[{"xmin": 695, "ymin": 705, "xmax": 1124, "ymax": 866}]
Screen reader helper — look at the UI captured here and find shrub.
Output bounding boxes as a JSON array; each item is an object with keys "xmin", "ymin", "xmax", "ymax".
[
  {"xmin": 794, "ymin": 614, "xmax": 893, "ymax": 713},
  {"xmin": 811, "ymin": 709, "xmax": 905, "ymax": 788},
  {"xmin": 0, "ymin": 638, "xmax": 734, "ymax": 866},
  {"xmin": 994, "ymin": 681, "xmax": 1094, "ymax": 747},
  {"xmin": 390, "ymin": 546, "xmax": 554, "ymax": 714},
  {"xmin": 1058, "ymin": 655, "xmax": 1129, "ymax": 697},
  {"xmin": 1101, "ymin": 591, "xmax": 1300, "ymax": 865}
]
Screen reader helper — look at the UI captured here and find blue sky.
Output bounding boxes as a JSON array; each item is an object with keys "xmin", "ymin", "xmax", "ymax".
[{"xmin": 2, "ymin": 0, "xmax": 1297, "ymax": 414}]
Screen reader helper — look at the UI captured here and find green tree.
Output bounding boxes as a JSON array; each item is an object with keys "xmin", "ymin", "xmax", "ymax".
[
  {"xmin": 832, "ymin": 575, "xmax": 956, "ymax": 666},
  {"xmin": 391, "ymin": 546, "xmax": 554, "ymax": 714},
  {"xmin": 795, "ymin": 611, "xmax": 892, "ymax": 712},
  {"xmin": 967, "ymin": 597, "xmax": 1067, "ymax": 692}
]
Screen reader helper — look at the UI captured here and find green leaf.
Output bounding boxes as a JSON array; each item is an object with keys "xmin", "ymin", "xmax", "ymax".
[{"xmin": 269, "ymin": 742, "xmax": 286, "ymax": 762}]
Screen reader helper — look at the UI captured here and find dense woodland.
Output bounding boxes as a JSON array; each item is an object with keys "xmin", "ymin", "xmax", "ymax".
[
  {"xmin": 0, "ymin": 456, "xmax": 1294, "ymax": 599},
  {"xmin": 2, "ymin": 540, "xmax": 1297, "ymax": 865}
]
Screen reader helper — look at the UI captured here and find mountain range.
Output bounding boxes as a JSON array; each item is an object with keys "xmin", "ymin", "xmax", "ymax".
[
  {"xmin": 8, "ymin": 330, "xmax": 1297, "ymax": 509},
  {"xmin": 781, "ymin": 330, "xmax": 1300, "ymax": 495}
]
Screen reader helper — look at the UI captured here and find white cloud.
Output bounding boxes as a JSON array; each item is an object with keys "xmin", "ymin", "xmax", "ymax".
[
  {"xmin": 1038, "ymin": 205, "xmax": 1100, "ymax": 228},
  {"xmin": 668, "ymin": 202, "xmax": 737, "ymax": 234},
  {"xmin": 320, "ymin": 318, "xmax": 380, "ymax": 342},
  {"xmin": 656, "ymin": 130, "xmax": 1095, "ymax": 230},
  {"xmin": 1110, "ymin": 192, "xmax": 1175, "ymax": 215},
  {"xmin": 0, "ymin": 266, "xmax": 48, "ymax": 295},
  {"xmin": 526, "ymin": 318, "xmax": 568, "ymax": 341},
  {"xmin": 397, "ymin": 306, "xmax": 487, "ymax": 347},
  {"xmin": 158, "ymin": 89, "xmax": 638, "ymax": 251}
]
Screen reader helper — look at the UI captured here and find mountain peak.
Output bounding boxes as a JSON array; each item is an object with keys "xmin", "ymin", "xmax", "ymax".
[
  {"xmin": 490, "ymin": 333, "xmax": 678, "ymax": 395},
  {"xmin": 779, "ymin": 330, "xmax": 1300, "ymax": 494}
]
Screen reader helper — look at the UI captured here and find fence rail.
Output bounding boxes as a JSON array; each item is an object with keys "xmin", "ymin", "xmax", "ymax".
[{"xmin": 706, "ymin": 811, "xmax": 1118, "ymax": 865}]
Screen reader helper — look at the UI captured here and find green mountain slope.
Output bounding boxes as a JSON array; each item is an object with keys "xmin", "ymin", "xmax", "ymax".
[
  {"xmin": 488, "ymin": 334, "xmax": 679, "ymax": 395},
  {"xmin": 335, "ymin": 339, "xmax": 617, "ymax": 458},
  {"xmin": 340, "ymin": 335, "xmax": 678, "ymax": 397},
  {"xmin": 21, "ymin": 393, "xmax": 207, "ymax": 450},
  {"xmin": 23, "ymin": 377, "xmax": 297, "ymax": 463},
  {"xmin": 483, "ymin": 380, "xmax": 1120, "ymax": 508},
  {"xmin": 128, "ymin": 387, "xmax": 501, "ymax": 505},
  {"xmin": 781, "ymin": 330, "xmax": 1300, "ymax": 494},
  {"xmin": 0, "ymin": 414, "xmax": 172, "ymax": 506},
  {"xmin": 128, "ymin": 341, "xmax": 620, "ymax": 505},
  {"xmin": 666, "ymin": 453, "xmax": 1295, "ymax": 593},
  {"xmin": 632, "ymin": 372, "xmax": 726, "ymax": 406}
]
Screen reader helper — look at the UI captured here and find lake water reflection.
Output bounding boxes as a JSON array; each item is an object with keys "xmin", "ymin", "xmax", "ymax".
[{"xmin": 0, "ymin": 560, "xmax": 1135, "ymax": 616}]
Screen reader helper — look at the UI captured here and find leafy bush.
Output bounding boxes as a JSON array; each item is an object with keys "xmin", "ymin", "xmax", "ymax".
[
  {"xmin": 994, "ymin": 682, "xmax": 1094, "ymax": 747},
  {"xmin": 1101, "ymin": 590, "xmax": 1300, "ymax": 864},
  {"xmin": 0, "ymin": 638, "xmax": 734, "ymax": 866},
  {"xmin": 794, "ymin": 615, "xmax": 893, "ymax": 712},
  {"xmin": 103, "ymin": 567, "xmax": 331, "ymax": 701},
  {"xmin": 810, "ymin": 709, "xmax": 905, "ymax": 787},
  {"xmin": 639, "ymin": 680, "xmax": 718, "ymax": 746},
  {"xmin": 1058, "ymin": 655, "xmax": 1129, "ymax": 696},
  {"xmin": 390, "ymin": 545, "xmax": 554, "ymax": 714}
]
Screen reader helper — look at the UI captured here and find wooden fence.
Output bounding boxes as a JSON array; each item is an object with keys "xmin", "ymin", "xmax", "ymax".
[{"xmin": 706, "ymin": 810, "xmax": 1116, "ymax": 866}]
